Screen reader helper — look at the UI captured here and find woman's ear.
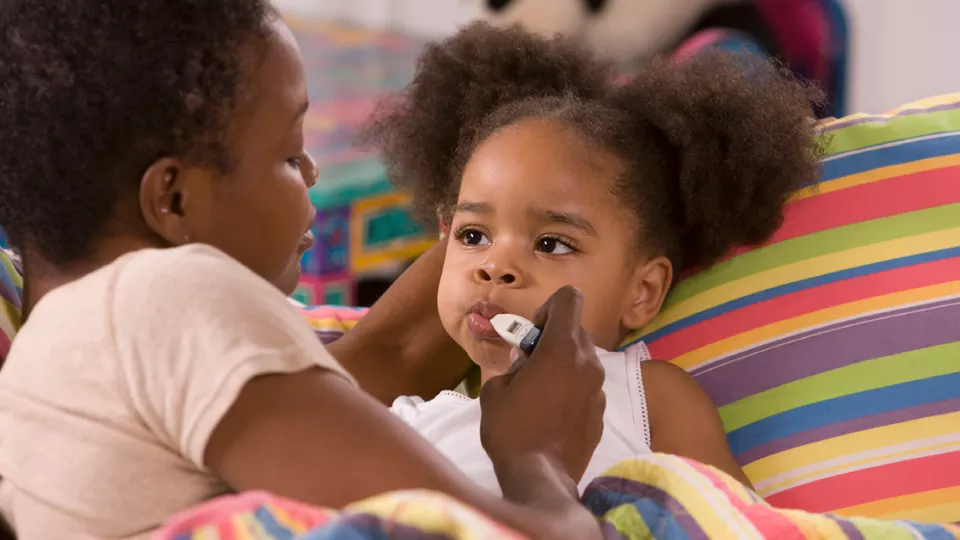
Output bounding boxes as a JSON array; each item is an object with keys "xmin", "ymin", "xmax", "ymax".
[
  {"xmin": 139, "ymin": 158, "xmax": 194, "ymax": 245},
  {"xmin": 621, "ymin": 256, "xmax": 673, "ymax": 330}
]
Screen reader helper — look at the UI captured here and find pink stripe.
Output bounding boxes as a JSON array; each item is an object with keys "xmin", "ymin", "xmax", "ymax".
[{"xmin": 683, "ymin": 459, "xmax": 807, "ymax": 537}]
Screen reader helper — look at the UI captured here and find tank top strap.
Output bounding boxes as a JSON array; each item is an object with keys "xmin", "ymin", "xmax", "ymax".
[{"xmin": 623, "ymin": 341, "xmax": 652, "ymax": 449}]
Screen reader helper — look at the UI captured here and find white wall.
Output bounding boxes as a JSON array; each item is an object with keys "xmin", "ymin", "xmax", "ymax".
[
  {"xmin": 275, "ymin": 0, "xmax": 960, "ymax": 114},
  {"xmin": 842, "ymin": 0, "xmax": 960, "ymax": 114}
]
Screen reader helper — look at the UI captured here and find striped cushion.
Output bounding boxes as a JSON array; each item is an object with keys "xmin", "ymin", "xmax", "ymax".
[{"xmin": 621, "ymin": 94, "xmax": 960, "ymax": 522}]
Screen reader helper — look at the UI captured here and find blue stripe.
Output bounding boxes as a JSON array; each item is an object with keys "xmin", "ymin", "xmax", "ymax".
[
  {"xmin": 727, "ymin": 372, "xmax": 960, "ymax": 455},
  {"xmin": 640, "ymin": 246, "xmax": 960, "ymax": 345},
  {"xmin": 821, "ymin": 132, "xmax": 960, "ymax": 182},
  {"xmin": 900, "ymin": 521, "xmax": 958, "ymax": 540},
  {"xmin": 253, "ymin": 505, "xmax": 299, "ymax": 538},
  {"xmin": 582, "ymin": 488, "xmax": 689, "ymax": 539}
]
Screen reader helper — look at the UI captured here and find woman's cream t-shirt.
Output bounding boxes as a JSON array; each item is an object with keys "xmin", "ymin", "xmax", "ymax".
[{"xmin": 0, "ymin": 244, "xmax": 353, "ymax": 539}]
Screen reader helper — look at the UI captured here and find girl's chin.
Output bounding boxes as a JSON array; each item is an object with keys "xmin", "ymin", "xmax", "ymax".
[
  {"xmin": 466, "ymin": 343, "xmax": 513, "ymax": 379},
  {"xmin": 275, "ymin": 258, "xmax": 302, "ymax": 297}
]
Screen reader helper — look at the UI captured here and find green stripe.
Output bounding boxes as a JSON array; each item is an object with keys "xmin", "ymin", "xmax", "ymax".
[
  {"xmin": 665, "ymin": 203, "xmax": 960, "ymax": 308},
  {"xmin": 718, "ymin": 341, "xmax": 960, "ymax": 432},
  {"xmin": 604, "ymin": 505, "xmax": 655, "ymax": 538},
  {"xmin": 848, "ymin": 518, "xmax": 917, "ymax": 540},
  {"xmin": 825, "ymin": 107, "xmax": 960, "ymax": 156}
]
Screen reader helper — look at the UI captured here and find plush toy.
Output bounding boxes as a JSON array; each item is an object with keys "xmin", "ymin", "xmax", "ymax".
[{"xmin": 460, "ymin": 0, "xmax": 847, "ymax": 118}]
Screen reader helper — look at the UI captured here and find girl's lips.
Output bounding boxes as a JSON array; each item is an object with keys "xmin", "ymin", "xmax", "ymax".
[
  {"xmin": 466, "ymin": 313, "xmax": 501, "ymax": 340},
  {"xmin": 465, "ymin": 301, "xmax": 507, "ymax": 340}
]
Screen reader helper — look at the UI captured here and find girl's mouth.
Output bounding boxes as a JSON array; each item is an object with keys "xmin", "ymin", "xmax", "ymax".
[{"xmin": 465, "ymin": 301, "xmax": 506, "ymax": 340}]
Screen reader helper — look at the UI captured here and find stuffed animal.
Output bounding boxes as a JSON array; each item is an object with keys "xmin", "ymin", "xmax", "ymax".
[{"xmin": 460, "ymin": 0, "xmax": 847, "ymax": 117}]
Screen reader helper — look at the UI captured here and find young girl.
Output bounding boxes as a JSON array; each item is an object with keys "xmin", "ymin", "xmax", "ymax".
[
  {"xmin": 364, "ymin": 22, "xmax": 824, "ymax": 492},
  {"xmin": 0, "ymin": 3, "xmax": 610, "ymax": 539}
]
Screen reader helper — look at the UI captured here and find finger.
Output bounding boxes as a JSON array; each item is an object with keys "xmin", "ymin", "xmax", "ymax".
[
  {"xmin": 529, "ymin": 285, "xmax": 583, "ymax": 329},
  {"xmin": 515, "ymin": 286, "xmax": 586, "ymax": 381},
  {"xmin": 529, "ymin": 286, "xmax": 584, "ymax": 356}
]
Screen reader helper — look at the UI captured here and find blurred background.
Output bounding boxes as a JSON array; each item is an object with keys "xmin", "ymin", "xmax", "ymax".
[{"xmin": 269, "ymin": 0, "xmax": 959, "ymax": 306}]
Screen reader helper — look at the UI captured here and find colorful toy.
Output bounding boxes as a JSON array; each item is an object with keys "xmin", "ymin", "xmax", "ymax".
[{"xmin": 463, "ymin": 0, "xmax": 849, "ymax": 118}]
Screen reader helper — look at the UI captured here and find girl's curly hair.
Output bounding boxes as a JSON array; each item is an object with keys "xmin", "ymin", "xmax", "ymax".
[{"xmin": 361, "ymin": 22, "xmax": 826, "ymax": 273}]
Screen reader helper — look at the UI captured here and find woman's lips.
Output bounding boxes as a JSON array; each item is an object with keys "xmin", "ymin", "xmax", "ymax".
[{"xmin": 466, "ymin": 301, "xmax": 506, "ymax": 340}]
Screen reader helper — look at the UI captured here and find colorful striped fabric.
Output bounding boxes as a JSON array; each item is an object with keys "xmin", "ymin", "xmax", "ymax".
[
  {"xmin": 0, "ymin": 249, "xmax": 22, "ymax": 363},
  {"xmin": 621, "ymin": 94, "xmax": 960, "ymax": 522},
  {"xmin": 157, "ymin": 489, "xmax": 524, "ymax": 540},
  {"xmin": 589, "ymin": 454, "xmax": 960, "ymax": 539},
  {"xmin": 157, "ymin": 453, "xmax": 960, "ymax": 540},
  {"xmin": 299, "ymin": 304, "xmax": 369, "ymax": 344}
]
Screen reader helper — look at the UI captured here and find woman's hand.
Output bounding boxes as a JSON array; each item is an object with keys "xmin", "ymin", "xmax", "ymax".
[{"xmin": 479, "ymin": 286, "xmax": 606, "ymax": 500}]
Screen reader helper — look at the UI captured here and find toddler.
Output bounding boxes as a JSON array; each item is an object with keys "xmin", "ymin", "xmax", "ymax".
[{"xmin": 364, "ymin": 22, "xmax": 824, "ymax": 494}]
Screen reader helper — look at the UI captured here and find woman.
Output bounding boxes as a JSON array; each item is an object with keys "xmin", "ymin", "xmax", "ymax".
[{"xmin": 0, "ymin": 2, "xmax": 605, "ymax": 539}]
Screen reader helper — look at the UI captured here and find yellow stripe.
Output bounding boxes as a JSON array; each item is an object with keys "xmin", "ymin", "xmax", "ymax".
[
  {"xmin": 674, "ymin": 281, "xmax": 960, "ymax": 370},
  {"xmin": 644, "ymin": 227, "xmax": 960, "ymax": 336},
  {"xmin": 835, "ymin": 486, "xmax": 960, "ymax": 519},
  {"xmin": 744, "ymin": 411, "xmax": 960, "ymax": 483},
  {"xmin": 303, "ymin": 317, "xmax": 360, "ymax": 332},
  {"xmin": 828, "ymin": 95, "xmax": 960, "ymax": 126},
  {"xmin": 793, "ymin": 154, "xmax": 960, "ymax": 201},
  {"xmin": 757, "ymin": 439, "xmax": 960, "ymax": 496},
  {"xmin": 887, "ymin": 500, "xmax": 960, "ymax": 524},
  {"xmin": 885, "ymin": 94, "xmax": 960, "ymax": 114},
  {"xmin": 0, "ymin": 253, "xmax": 21, "ymax": 289},
  {"xmin": 605, "ymin": 458, "xmax": 751, "ymax": 538}
]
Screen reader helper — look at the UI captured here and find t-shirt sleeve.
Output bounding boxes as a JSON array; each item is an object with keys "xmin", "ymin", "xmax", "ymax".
[{"xmin": 108, "ymin": 245, "xmax": 355, "ymax": 470}]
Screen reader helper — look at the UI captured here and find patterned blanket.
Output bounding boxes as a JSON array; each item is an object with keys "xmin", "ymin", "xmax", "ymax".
[{"xmin": 158, "ymin": 453, "xmax": 960, "ymax": 539}]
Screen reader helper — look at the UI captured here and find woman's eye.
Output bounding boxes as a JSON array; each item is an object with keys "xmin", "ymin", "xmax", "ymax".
[
  {"xmin": 459, "ymin": 229, "xmax": 490, "ymax": 247},
  {"xmin": 286, "ymin": 155, "xmax": 303, "ymax": 168},
  {"xmin": 537, "ymin": 236, "xmax": 574, "ymax": 255}
]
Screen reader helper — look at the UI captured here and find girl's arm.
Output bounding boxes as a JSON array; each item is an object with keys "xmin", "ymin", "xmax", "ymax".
[
  {"xmin": 324, "ymin": 239, "xmax": 474, "ymax": 404},
  {"xmin": 642, "ymin": 361, "xmax": 753, "ymax": 488}
]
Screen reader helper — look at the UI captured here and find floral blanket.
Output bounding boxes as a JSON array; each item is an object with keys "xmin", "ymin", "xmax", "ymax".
[{"xmin": 158, "ymin": 453, "xmax": 960, "ymax": 539}]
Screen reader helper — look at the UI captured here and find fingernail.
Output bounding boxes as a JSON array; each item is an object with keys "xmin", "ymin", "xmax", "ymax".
[{"xmin": 509, "ymin": 348, "xmax": 520, "ymax": 365}]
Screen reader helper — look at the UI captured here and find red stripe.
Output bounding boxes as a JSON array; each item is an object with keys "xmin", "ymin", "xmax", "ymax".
[
  {"xmin": 764, "ymin": 450, "xmax": 960, "ymax": 513},
  {"xmin": 684, "ymin": 459, "xmax": 807, "ymax": 538},
  {"xmin": 648, "ymin": 257, "xmax": 960, "ymax": 359},
  {"xmin": 682, "ymin": 165, "xmax": 960, "ymax": 276}
]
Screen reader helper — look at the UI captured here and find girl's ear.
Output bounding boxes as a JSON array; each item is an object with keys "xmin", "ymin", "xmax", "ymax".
[
  {"xmin": 139, "ymin": 158, "xmax": 196, "ymax": 246},
  {"xmin": 621, "ymin": 256, "xmax": 672, "ymax": 330}
]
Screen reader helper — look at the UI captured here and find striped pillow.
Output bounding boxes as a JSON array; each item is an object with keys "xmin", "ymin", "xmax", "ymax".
[{"xmin": 621, "ymin": 94, "xmax": 960, "ymax": 522}]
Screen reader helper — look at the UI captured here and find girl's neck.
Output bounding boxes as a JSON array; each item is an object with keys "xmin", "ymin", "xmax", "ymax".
[{"xmin": 21, "ymin": 235, "xmax": 157, "ymax": 320}]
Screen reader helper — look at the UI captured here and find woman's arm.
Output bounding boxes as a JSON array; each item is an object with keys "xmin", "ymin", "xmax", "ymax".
[
  {"xmin": 205, "ymin": 369, "xmax": 599, "ymax": 540},
  {"xmin": 206, "ymin": 287, "xmax": 606, "ymax": 540},
  {"xmin": 325, "ymin": 239, "xmax": 474, "ymax": 404},
  {"xmin": 643, "ymin": 361, "xmax": 754, "ymax": 488}
]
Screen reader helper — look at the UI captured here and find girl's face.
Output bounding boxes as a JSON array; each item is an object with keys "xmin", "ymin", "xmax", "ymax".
[
  {"xmin": 148, "ymin": 20, "xmax": 317, "ymax": 295},
  {"xmin": 437, "ymin": 119, "xmax": 672, "ymax": 377}
]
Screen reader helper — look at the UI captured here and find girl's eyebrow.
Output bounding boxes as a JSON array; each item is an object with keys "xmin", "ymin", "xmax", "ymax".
[
  {"xmin": 453, "ymin": 201, "xmax": 493, "ymax": 215},
  {"xmin": 530, "ymin": 208, "xmax": 598, "ymax": 237}
]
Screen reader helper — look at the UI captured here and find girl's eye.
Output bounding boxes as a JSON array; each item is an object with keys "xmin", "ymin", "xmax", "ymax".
[
  {"xmin": 457, "ymin": 228, "xmax": 491, "ymax": 247},
  {"xmin": 537, "ymin": 236, "xmax": 574, "ymax": 255},
  {"xmin": 287, "ymin": 155, "xmax": 303, "ymax": 168}
]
